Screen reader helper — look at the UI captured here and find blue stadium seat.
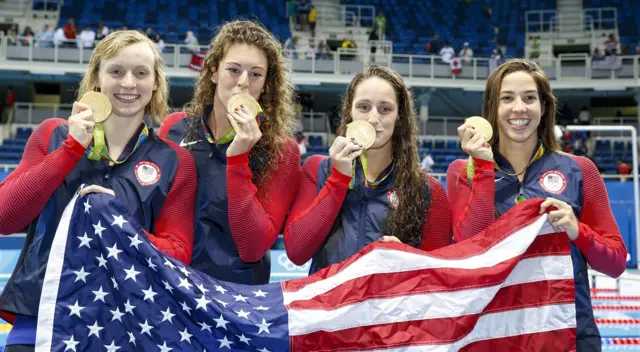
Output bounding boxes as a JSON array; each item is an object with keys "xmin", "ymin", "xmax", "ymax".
[{"xmin": 435, "ymin": 140, "xmax": 445, "ymax": 149}]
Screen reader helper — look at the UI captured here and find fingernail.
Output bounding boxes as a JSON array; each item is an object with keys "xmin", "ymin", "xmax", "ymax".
[{"xmin": 234, "ymin": 107, "xmax": 239, "ymax": 111}]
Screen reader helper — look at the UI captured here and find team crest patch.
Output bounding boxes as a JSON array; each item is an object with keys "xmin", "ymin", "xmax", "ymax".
[
  {"xmin": 539, "ymin": 170, "xmax": 567, "ymax": 194},
  {"xmin": 387, "ymin": 190, "xmax": 399, "ymax": 209},
  {"xmin": 135, "ymin": 161, "xmax": 161, "ymax": 186}
]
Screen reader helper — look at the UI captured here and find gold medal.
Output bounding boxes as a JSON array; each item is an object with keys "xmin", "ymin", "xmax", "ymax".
[
  {"xmin": 79, "ymin": 91, "xmax": 112, "ymax": 123},
  {"xmin": 227, "ymin": 92, "xmax": 261, "ymax": 118},
  {"xmin": 346, "ymin": 120, "xmax": 376, "ymax": 149},
  {"xmin": 465, "ymin": 116, "xmax": 493, "ymax": 140}
]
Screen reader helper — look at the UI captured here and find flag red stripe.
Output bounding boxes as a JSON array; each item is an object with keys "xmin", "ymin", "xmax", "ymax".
[
  {"xmin": 459, "ymin": 328, "xmax": 577, "ymax": 352},
  {"xmin": 286, "ymin": 234, "xmax": 569, "ymax": 310},
  {"xmin": 290, "ymin": 279, "xmax": 575, "ymax": 351},
  {"xmin": 283, "ymin": 200, "xmax": 548, "ymax": 292}
]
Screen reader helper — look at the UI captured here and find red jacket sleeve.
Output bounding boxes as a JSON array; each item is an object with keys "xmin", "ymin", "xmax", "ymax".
[
  {"xmin": 143, "ymin": 141, "xmax": 197, "ymax": 264},
  {"xmin": 227, "ymin": 139, "xmax": 301, "ymax": 263},
  {"xmin": 420, "ymin": 176, "xmax": 453, "ymax": 251},
  {"xmin": 283, "ymin": 155, "xmax": 351, "ymax": 266},
  {"xmin": 157, "ymin": 112, "xmax": 187, "ymax": 139},
  {"xmin": 446, "ymin": 158, "xmax": 496, "ymax": 242},
  {"xmin": 0, "ymin": 119, "xmax": 86, "ymax": 235},
  {"xmin": 570, "ymin": 155, "xmax": 628, "ymax": 278}
]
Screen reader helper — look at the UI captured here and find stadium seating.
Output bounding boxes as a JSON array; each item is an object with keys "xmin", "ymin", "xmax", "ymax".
[
  {"xmin": 58, "ymin": 0, "xmax": 291, "ymax": 46},
  {"xmin": 341, "ymin": 0, "xmax": 556, "ymax": 57}
]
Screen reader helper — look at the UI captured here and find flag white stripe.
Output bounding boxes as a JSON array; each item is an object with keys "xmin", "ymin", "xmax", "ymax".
[
  {"xmin": 284, "ymin": 215, "xmax": 549, "ymax": 305},
  {"xmin": 367, "ymin": 303, "xmax": 577, "ymax": 352},
  {"xmin": 288, "ymin": 254, "xmax": 572, "ymax": 336},
  {"xmin": 36, "ymin": 192, "xmax": 80, "ymax": 351}
]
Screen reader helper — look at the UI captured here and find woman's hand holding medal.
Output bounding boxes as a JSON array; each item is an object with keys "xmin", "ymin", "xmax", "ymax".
[
  {"xmin": 459, "ymin": 116, "xmax": 494, "ymax": 161},
  {"xmin": 226, "ymin": 93, "xmax": 263, "ymax": 157},
  {"xmin": 330, "ymin": 120, "xmax": 375, "ymax": 176},
  {"xmin": 68, "ymin": 102, "xmax": 96, "ymax": 148}
]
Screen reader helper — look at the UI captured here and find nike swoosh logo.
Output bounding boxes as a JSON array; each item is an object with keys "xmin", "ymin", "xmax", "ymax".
[{"xmin": 179, "ymin": 139, "xmax": 201, "ymax": 147}]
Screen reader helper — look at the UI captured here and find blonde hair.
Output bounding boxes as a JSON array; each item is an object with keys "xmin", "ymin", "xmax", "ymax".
[
  {"xmin": 78, "ymin": 30, "xmax": 169, "ymax": 124},
  {"xmin": 183, "ymin": 20, "xmax": 296, "ymax": 185}
]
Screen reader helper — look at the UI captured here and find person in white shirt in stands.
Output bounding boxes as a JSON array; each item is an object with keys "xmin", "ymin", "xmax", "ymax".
[
  {"xmin": 459, "ymin": 42, "xmax": 474, "ymax": 64},
  {"xmin": 53, "ymin": 27, "xmax": 66, "ymax": 47},
  {"xmin": 304, "ymin": 41, "xmax": 315, "ymax": 59},
  {"xmin": 36, "ymin": 24, "xmax": 54, "ymax": 48},
  {"xmin": 184, "ymin": 31, "xmax": 199, "ymax": 53},
  {"xmin": 78, "ymin": 26, "xmax": 96, "ymax": 48},
  {"xmin": 96, "ymin": 21, "xmax": 109, "ymax": 40},
  {"xmin": 420, "ymin": 150, "xmax": 435, "ymax": 172},
  {"xmin": 439, "ymin": 40, "xmax": 455, "ymax": 64}
]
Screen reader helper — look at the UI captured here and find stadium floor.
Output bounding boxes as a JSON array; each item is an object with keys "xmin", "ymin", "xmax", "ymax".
[{"xmin": 1, "ymin": 270, "xmax": 639, "ymax": 350}]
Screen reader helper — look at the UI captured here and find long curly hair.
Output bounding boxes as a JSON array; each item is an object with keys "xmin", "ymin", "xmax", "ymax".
[
  {"xmin": 339, "ymin": 66, "xmax": 431, "ymax": 246},
  {"xmin": 78, "ymin": 30, "xmax": 169, "ymax": 124},
  {"xmin": 483, "ymin": 58, "xmax": 560, "ymax": 152},
  {"xmin": 182, "ymin": 20, "xmax": 296, "ymax": 185}
]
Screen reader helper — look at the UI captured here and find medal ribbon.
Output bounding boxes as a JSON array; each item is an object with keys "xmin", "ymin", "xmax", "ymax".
[
  {"xmin": 466, "ymin": 142, "xmax": 545, "ymax": 204},
  {"xmin": 87, "ymin": 122, "xmax": 149, "ymax": 164},
  {"xmin": 349, "ymin": 152, "xmax": 394, "ymax": 189},
  {"xmin": 201, "ymin": 106, "xmax": 265, "ymax": 145}
]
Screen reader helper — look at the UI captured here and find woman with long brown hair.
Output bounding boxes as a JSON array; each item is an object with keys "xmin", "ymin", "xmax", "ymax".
[
  {"xmin": 159, "ymin": 20, "xmax": 300, "ymax": 285},
  {"xmin": 283, "ymin": 66, "xmax": 452, "ymax": 273},
  {"xmin": 447, "ymin": 58, "xmax": 627, "ymax": 351},
  {"xmin": 0, "ymin": 30, "xmax": 196, "ymax": 351}
]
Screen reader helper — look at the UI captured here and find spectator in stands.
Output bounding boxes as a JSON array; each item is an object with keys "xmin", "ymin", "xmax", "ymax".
[
  {"xmin": 530, "ymin": 36, "xmax": 541, "ymax": 59},
  {"xmin": 0, "ymin": 30, "xmax": 196, "ymax": 352},
  {"xmin": 284, "ymin": 35, "xmax": 298, "ymax": 59},
  {"xmin": 459, "ymin": 42, "xmax": 473, "ymax": 64},
  {"xmin": 578, "ymin": 106, "xmax": 592, "ymax": 125},
  {"xmin": 62, "ymin": 18, "xmax": 76, "ymax": 41},
  {"xmin": 592, "ymin": 47, "xmax": 605, "ymax": 61},
  {"xmin": 296, "ymin": 131, "xmax": 308, "ymax": 160},
  {"xmin": 36, "ymin": 24, "xmax": 54, "ymax": 48},
  {"xmin": 316, "ymin": 40, "xmax": 330, "ymax": 59},
  {"xmin": 375, "ymin": 12, "xmax": 387, "ymax": 40},
  {"xmin": 439, "ymin": 40, "xmax": 455, "ymax": 64},
  {"xmin": 635, "ymin": 41, "xmax": 640, "ymax": 54},
  {"xmin": 309, "ymin": 4, "xmax": 317, "ymax": 38},
  {"xmin": 426, "ymin": 34, "xmax": 441, "ymax": 54},
  {"xmin": 299, "ymin": 0, "xmax": 311, "ymax": 29},
  {"xmin": 283, "ymin": 65, "xmax": 453, "ymax": 272},
  {"xmin": 78, "ymin": 25, "xmax": 96, "ymax": 48},
  {"xmin": 184, "ymin": 30, "xmax": 199, "ymax": 53},
  {"xmin": 287, "ymin": 0, "xmax": 298, "ymax": 30},
  {"xmin": 20, "ymin": 26, "xmax": 35, "ymax": 46},
  {"xmin": 617, "ymin": 159, "xmax": 631, "ymax": 182},
  {"xmin": 154, "ymin": 33, "xmax": 165, "ymax": 53},
  {"xmin": 420, "ymin": 150, "xmax": 434, "ymax": 172},
  {"xmin": 1, "ymin": 86, "xmax": 15, "ymax": 124},
  {"xmin": 604, "ymin": 33, "xmax": 617, "ymax": 56},
  {"xmin": 145, "ymin": 27, "xmax": 154, "ymax": 39},
  {"xmin": 53, "ymin": 27, "xmax": 66, "ymax": 47},
  {"xmin": 341, "ymin": 37, "xmax": 357, "ymax": 60},
  {"xmin": 303, "ymin": 40, "xmax": 316, "ymax": 59},
  {"xmin": 158, "ymin": 20, "xmax": 300, "ymax": 286},
  {"xmin": 96, "ymin": 21, "xmax": 109, "ymax": 40},
  {"xmin": 6, "ymin": 24, "xmax": 19, "ymax": 46},
  {"xmin": 450, "ymin": 59, "xmax": 627, "ymax": 352}
]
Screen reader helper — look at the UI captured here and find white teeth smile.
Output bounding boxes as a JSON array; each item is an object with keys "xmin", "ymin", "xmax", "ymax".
[
  {"xmin": 114, "ymin": 94, "xmax": 140, "ymax": 100},
  {"xmin": 509, "ymin": 119, "xmax": 530, "ymax": 127}
]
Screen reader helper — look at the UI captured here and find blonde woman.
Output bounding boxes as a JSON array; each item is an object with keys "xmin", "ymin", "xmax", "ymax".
[
  {"xmin": 0, "ymin": 30, "xmax": 196, "ymax": 350},
  {"xmin": 159, "ymin": 20, "xmax": 300, "ymax": 285}
]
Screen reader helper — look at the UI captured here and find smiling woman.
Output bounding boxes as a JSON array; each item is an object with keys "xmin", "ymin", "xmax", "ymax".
[
  {"xmin": 447, "ymin": 58, "xmax": 628, "ymax": 352},
  {"xmin": 0, "ymin": 30, "xmax": 197, "ymax": 351}
]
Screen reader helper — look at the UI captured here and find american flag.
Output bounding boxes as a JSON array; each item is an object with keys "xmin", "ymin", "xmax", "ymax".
[{"xmin": 35, "ymin": 191, "xmax": 577, "ymax": 351}]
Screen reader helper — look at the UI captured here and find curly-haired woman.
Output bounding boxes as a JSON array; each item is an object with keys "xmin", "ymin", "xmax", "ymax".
[{"xmin": 159, "ymin": 20, "xmax": 300, "ymax": 285}]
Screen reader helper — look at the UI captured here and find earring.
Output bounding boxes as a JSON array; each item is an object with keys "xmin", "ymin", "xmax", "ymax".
[
  {"xmin": 261, "ymin": 89, "xmax": 265, "ymax": 93},
  {"xmin": 213, "ymin": 80, "xmax": 217, "ymax": 84}
]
